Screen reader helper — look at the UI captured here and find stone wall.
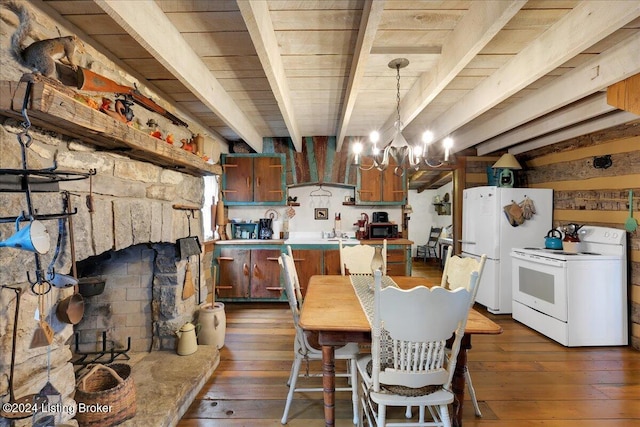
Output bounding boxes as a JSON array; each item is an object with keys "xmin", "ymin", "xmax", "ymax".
[{"xmin": 0, "ymin": 117, "xmax": 205, "ymax": 425}]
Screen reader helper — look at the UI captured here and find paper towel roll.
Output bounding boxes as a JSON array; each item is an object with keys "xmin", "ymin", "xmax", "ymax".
[{"xmin": 272, "ymin": 220, "xmax": 282, "ymax": 239}]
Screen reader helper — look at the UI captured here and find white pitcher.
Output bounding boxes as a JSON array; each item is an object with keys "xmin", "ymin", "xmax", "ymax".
[{"xmin": 176, "ymin": 322, "xmax": 198, "ymax": 355}]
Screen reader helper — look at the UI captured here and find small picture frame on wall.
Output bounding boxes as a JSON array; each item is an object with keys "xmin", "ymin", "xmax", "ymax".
[{"xmin": 314, "ymin": 208, "xmax": 328, "ymax": 220}]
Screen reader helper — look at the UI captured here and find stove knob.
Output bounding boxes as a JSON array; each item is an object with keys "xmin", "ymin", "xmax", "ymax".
[{"xmin": 604, "ymin": 232, "xmax": 610, "ymax": 237}]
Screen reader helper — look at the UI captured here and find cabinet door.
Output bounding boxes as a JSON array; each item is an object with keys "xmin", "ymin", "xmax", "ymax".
[
  {"xmin": 357, "ymin": 157, "xmax": 383, "ymax": 203},
  {"xmin": 290, "ymin": 249, "xmax": 323, "ymax": 297},
  {"xmin": 356, "ymin": 157, "xmax": 406, "ymax": 204},
  {"xmin": 323, "ymin": 249, "xmax": 342, "ymax": 275},
  {"xmin": 254, "ymin": 156, "xmax": 284, "ymax": 203},
  {"xmin": 216, "ymin": 248, "xmax": 250, "ymax": 298},
  {"xmin": 381, "ymin": 165, "xmax": 405, "ymax": 202},
  {"xmin": 222, "ymin": 156, "xmax": 253, "ymax": 202},
  {"xmin": 386, "ymin": 248, "xmax": 406, "ymax": 276},
  {"xmin": 249, "ymin": 249, "xmax": 283, "ymax": 298}
]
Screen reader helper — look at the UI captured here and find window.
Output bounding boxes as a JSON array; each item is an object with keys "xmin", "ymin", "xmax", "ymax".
[{"xmin": 201, "ymin": 175, "xmax": 219, "ymax": 240}]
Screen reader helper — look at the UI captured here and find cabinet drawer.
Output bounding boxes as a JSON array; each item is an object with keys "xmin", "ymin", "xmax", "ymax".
[
  {"xmin": 387, "ymin": 249, "xmax": 405, "ymax": 263},
  {"xmin": 386, "ymin": 263, "xmax": 406, "ymax": 276}
]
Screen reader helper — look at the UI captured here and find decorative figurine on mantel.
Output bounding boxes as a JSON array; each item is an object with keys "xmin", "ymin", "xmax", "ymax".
[{"xmin": 4, "ymin": 1, "xmax": 85, "ymax": 78}]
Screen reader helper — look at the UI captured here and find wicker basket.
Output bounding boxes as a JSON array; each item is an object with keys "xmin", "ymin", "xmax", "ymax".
[{"xmin": 75, "ymin": 363, "xmax": 136, "ymax": 426}]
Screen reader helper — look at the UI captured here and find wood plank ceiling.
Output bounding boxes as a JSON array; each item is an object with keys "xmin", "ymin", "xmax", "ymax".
[{"xmin": 39, "ymin": 0, "xmax": 640, "ymax": 189}]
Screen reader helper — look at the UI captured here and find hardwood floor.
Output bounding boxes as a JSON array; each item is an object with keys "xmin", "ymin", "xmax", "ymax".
[{"xmin": 178, "ymin": 260, "xmax": 640, "ymax": 426}]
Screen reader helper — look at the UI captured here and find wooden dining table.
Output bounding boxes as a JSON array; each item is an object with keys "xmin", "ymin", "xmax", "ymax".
[{"xmin": 299, "ymin": 275, "xmax": 503, "ymax": 427}]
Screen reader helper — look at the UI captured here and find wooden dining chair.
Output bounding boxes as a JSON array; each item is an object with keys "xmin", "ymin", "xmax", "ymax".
[
  {"xmin": 440, "ymin": 245, "xmax": 487, "ymax": 417},
  {"xmin": 416, "ymin": 226, "xmax": 442, "ymax": 263},
  {"xmin": 339, "ymin": 240, "xmax": 387, "ymax": 275},
  {"xmin": 356, "ymin": 270, "xmax": 478, "ymax": 427},
  {"xmin": 278, "ymin": 252, "xmax": 360, "ymax": 425}
]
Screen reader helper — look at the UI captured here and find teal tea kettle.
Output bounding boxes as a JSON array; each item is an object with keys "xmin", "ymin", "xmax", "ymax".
[{"xmin": 544, "ymin": 229, "xmax": 563, "ymax": 249}]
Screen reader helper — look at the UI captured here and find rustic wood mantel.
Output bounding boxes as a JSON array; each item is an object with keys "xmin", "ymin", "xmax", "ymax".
[{"xmin": 0, "ymin": 79, "xmax": 221, "ymax": 177}]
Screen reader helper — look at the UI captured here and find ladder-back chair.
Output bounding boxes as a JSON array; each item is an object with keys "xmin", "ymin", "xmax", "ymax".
[
  {"xmin": 278, "ymin": 252, "xmax": 360, "ymax": 424},
  {"xmin": 416, "ymin": 227, "xmax": 442, "ymax": 263}
]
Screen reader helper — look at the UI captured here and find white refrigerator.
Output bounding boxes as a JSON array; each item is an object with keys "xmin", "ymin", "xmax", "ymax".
[{"xmin": 461, "ymin": 186, "xmax": 553, "ymax": 314}]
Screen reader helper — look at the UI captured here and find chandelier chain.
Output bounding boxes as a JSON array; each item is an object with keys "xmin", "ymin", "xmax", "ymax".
[{"xmin": 395, "ymin": 64, "xmax": 401, "ymax": 126}]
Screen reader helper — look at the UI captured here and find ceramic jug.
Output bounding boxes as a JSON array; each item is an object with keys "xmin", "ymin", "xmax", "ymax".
[
  {"xmin": 176, "ymin": 322, "xmax": 199, "ymax": 355},
  {"xmin": 198, "ymin": 302, "xmax": 226, "ymax": 349}
]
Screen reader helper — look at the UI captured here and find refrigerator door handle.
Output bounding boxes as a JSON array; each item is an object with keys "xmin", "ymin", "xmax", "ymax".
[{"xmin": 459, "ymin": 240, "xmax": 476, "ymax": 245}]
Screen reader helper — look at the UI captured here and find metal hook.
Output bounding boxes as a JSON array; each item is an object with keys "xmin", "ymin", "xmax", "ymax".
[
  {"xmin": 17, "ymin": 131, "xmax": 32, "ymax": 147},
  {"xmin": 28, "ymin": 272, "xmax": 51, "ymax": 295}
]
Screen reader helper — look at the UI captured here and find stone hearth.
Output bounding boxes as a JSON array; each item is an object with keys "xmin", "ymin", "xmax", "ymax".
[{"xmin": 119, "ymin": 347, "xmax": 219, "ymax": 427}]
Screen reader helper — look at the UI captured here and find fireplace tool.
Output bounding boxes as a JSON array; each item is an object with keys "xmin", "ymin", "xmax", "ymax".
[
  {"xmin": 30, "ymin": 281, "xmax": 55, "ymax": 348},
  {"xmin": 176, "ymin": 208, "xmax": 202, "ymax": 259},
  {"xmin": 34, "ymin": 336, "xmax": 63, "ymax": 424},
  {"xmin": 0, "ymin": 286, "xmax": 47, "ymax": 419},
  {"xmin": 175, "ymin": 207, "xmax": 202, "ymax": 302}
]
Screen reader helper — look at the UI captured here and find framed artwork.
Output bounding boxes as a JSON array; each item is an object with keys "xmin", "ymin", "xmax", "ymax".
[{"xmin": 314, "ymin": 208, "xmax": 328, "ymax": 220}]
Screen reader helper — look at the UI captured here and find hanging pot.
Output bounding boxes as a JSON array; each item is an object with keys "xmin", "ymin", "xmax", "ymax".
[
  {"xmin": 56, "ymin": 290, "xmax": 85, "ymax": 324},
  {"xmin": 77, "ymin": 276, "xmax": 106, "ymax": 297}
]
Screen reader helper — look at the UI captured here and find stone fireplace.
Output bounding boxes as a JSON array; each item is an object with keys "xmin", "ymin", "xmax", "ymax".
[
  {"xmin": 74, "ymin": 243, "xmax": 202, "ymax": 354},
  {"xmin": 0, "ymin": 119, "xmax": 207, "ymax": 426}
]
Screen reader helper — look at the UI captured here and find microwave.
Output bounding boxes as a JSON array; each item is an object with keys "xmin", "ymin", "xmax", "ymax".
[{"xmin": 367, "ymin": 223, "xmax": 399, "ymax": 239}]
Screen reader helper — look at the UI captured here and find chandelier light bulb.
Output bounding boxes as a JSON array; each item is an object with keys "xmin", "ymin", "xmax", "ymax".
[
  {"xmin": 422, "ymin": 131, "xmax": 434, "ymax": 145},
  {"xmin": 352, "ymin": 141, "xmax": 363, "ymax": 165},
  {"xmin": 369, "ymin": 131, "xmax": 380, "ymax": 144},
  {"xmin": 353, "ymin": 142, "xmax": 363, "ymax": 154},
  {"xmin": 443, "ymin": 137, "xmax": 454, "ymax": 161}
]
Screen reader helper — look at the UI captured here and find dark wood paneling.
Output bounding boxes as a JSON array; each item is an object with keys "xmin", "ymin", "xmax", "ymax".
[{"xmin": 264, "ymin": 136, "xmax": 356, "ymax": 186}]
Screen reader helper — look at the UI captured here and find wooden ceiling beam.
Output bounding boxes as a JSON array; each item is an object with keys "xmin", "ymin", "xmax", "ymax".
[
  {"xmin": 335, "ymin": 0, "xmax": 385, "ymax": 152},
  {"xmin": 238, "ymin": 0, "xmax": 302, "ymax": 152},
  {"xmin": 431, "ymin": 1, "xmax": 640, "ymax": 150},
  {"xmin": 416, "ymin": 171, "xmax": 453, "ymax": 193},
  {"xmin": 475, "ymin": 92, "xmax": 616, "ymax": 155},
  {"xmin": 508, "ymin": 111, "xmax": 639, "ymax": 156},
  {"xmin": 379, "ymin": 0, "xmax": 527, "ymax": 144},
  {"xmin": 607, "ymin": 73, "xmax": 640, "ymax": 115},
  {"xmin": 95, "ymin": 0, "xmax": 264, "ymax": 152},
  {"xmin": 468, "ymin": 32, "xmax": 640, "ymax": 155}
]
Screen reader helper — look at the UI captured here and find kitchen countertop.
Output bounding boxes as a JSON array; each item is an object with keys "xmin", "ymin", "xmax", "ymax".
[{"xmin": 212, "ymin": 238, "xmax": 413, "ymax": 245}]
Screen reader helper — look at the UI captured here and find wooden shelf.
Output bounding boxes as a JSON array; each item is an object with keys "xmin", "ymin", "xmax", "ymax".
[{"xmin": 0, "ymin": 79, "xmax": 221, "ymax": 177}]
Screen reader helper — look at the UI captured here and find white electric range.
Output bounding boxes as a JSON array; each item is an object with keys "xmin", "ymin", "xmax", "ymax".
[{"xmin": 510, "ymin": 226, "xmax": 628, "ymax": 347}]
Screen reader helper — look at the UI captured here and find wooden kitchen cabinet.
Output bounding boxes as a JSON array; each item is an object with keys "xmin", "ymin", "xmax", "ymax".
[
  {"xmin": 289, "ymin": 249, "xmax": 323, "ymax": 297},
  {"xmin": 323, "ymin": 249, "xmax": 342, "ymax": 275},
  {"xmin": 221, "ymin": 154, "xmax": 286, "ymax": 205},
  {"xmin": 385, "ymin": 248, "xmax": 408, "ymax": 276},
  {"xmin": 356, "ymin": 156, "xmax": 406, "ymax": 205},
  {"xmin": 216, "ymin": 247, "xmax": 250, "ymax": 298},
  {"xmin": 289, "ymin": 248, "xmax": 342, "ymax": 297},
  {"xmin": 215, "ymin": 245, "xmax": 283, "ymax": 301},
  {"xmin": 249, "ymin": 249, "xmax": 283, "ymax": 298}
]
